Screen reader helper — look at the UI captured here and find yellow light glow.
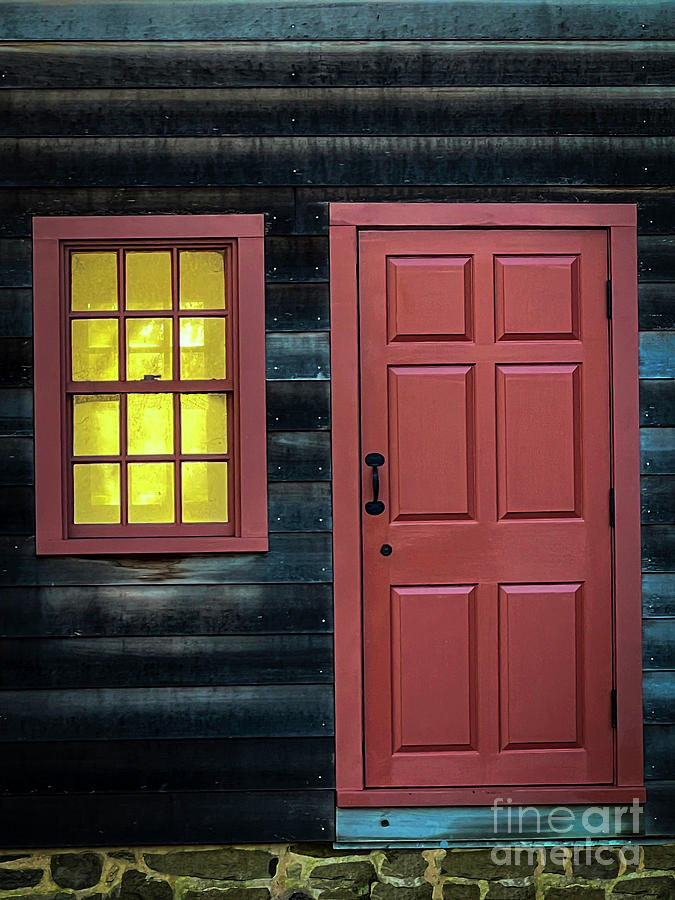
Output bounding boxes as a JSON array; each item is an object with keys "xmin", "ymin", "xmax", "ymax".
[
  {"xmin": 127, "ymin": 393, "xmax": 174, "ymax": 455},
  {"xmin": 73, "ymin": 394, "xmax": 120, "ymax": 456},
  {"xmin": 71, "ymin": 319, "xmax": 119, "ymax": 381},
  {"xmin": 73, "ymin": 463, "xmax": 120, "ymax": 524},
  {"xmin": 71, "ymin": 252, "xmax": 118, "ymax": 311},
  {"xmin": 179, "ymin": 250, "xmax": 226, "ymax": 309},
  {"xmin": 182, "ymin": 461, "xmax": 228, "ymax": 523},
  {"xmin": 179, "ymin": 317, "xmax": 226, "ymax": 380},
  {"xmin": 126, "ymin": 318, "xmax": 173, "ymax": 381},
  {"xmin": 126, "ymin": 251, "xmax": 173, "ymax": 310},
  {"xmin": 180, "ymin": 394, "xmax": 228, "ymax": 454},
  {"xmin": 128, "ymin": 462, "xmax": 175, "ymax": 523}
]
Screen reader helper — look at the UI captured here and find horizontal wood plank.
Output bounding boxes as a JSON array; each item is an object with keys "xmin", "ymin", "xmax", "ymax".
[
  {"xmin": 0, "ymin": 533, "xmax": 332, "ymax": 585},
  {"xmin": 643, "ymin": 618, "xmax": 675, "ymax": 670},
  {"xmin": 266, "ymin": 236, "xmax": 327, "ymax": 282},
  {"xmin": 638, "ymin": 235, "xmax": 675, "ymax": 282},
  {"xmin": 266, "ymin": 284, "xmax": 329, "ymax": 332},
  {"xmin": 0, "ymin": 683, "xmax": 334, "ymax": 741},
  {"xmin": 643, "ymin": 671, "xmax": 675, "ymax": 723},
  {"xmin": 0, "ymin": 288, "xmax": 30, "ymax": 336},
  {"xmin": 642, "ymin": 526, "xmax": 675, "ymax": 573},
  {"xmin": 0, "ymin": 387, "xmax": 31, "ymax": 435},
  {"xmin": 0, "ymin": 484, "xmax": 31, "ymax": 533},
  {"xmin": 0, "ymin": 186, "xmax": 671, "ymax": 238},
  {"xmin": 641, "ymin": 380, "xmax": 675, "ymax": 427},
  {"xmin": 269, "ymin": 482, "xmax": 331, "ymax": 532},
  {"xmin": 0, "ymin": 435, "xmax": 31, "ymax": 484},
  {"xmin": 0, "ymin": 186, "xmax": 294, "ymax": 235},
  {"xmin": 268, "ymin": 432, "xmax": 331, "ymax": 481},
  {"xmin": 644, "ymin": 726, "xmax": 675, "ymax": 780},
  {"xmin": 0, "ymin": 137, "xmax": 671, "ymax": 187},
  {"xmin": 266, "ymin": 332, "xmax": 329, "ymax": 380},
  {"xmin": 641, "ymin": 476, "xmax": 675, "ymax": 525},
  {"xmin": 640, "ymin": 332, "xmax": 675, "ymax": 378},
  {"xmin": 0, "ymin": 634, "xmax": 334, "ymax": 689},
  {"xmin": 2, "ymin": 41, "xmax": 674, "ymax": 88},
  {"xmin": 296, "ymin": 186, "xmax": 674, "ymax": 234},
  {"xmin": 0, "ymin": 736, "xmax": 334, "ymax": 793},
  {"xmin": 0, "ymin": 789, "xmax": 335, "ymax": 846},
  {"xmin": 0, "ymin": 238, "xmax": 29, "ymax": 287},
  {"xmin": 267, "ymin": 381, "xmax": 330, "ymax": 431},
  {"xmin": 0, "ymin": 337, "xmax": 30, "ymax": 385},
  {"xmin": 0, "ymin": 582, "xmax": 333, "ymax": 637},
  {"xmin": 645, "ymin": 781, "xmax": 675, "ymax": 836},
  {"xmin": 2, "ymin": 87, "xmax": 674, "ymax": 137},
  {"xmin": 639, "ymin": 284, "xmax": 675, "ymax": 331},
  {"xmin": 642, "ymin": 429, "xmax": 675, "ymax": 475},
  {"xmin": 0, "ymin": 1, "xmax": 670, "ymax": 41},
  {"xmin": 643, "ymin": 574, "xmax": 675, "ymax": 617}
]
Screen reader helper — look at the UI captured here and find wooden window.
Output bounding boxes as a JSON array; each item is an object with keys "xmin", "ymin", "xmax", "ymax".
[{"xmin": 33, "ymin": 216, "xmax": 267, "ymax": 554}]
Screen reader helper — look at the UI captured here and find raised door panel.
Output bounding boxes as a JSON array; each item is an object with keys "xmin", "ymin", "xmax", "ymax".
[
  {"xmin": 392, "ymin": 586, "xmax": 476, "ymax": 752},
  {"xmin": 499, "ymin": 583, "xmax": 582, "ymax": 749},
  {"xmin": 387, "ymin": 256, "xmax": 472, "ymax": 342},
  {"xmin": 494, "ymin": 254, "xmax": 580, "ymax": 341},
  {"xmin": 496, "ymin": 364, "xmax": 582, "ymax": 519},
  {"xmin": 388, "ymin": 366, "xmax": 475, "ymax": 520}
]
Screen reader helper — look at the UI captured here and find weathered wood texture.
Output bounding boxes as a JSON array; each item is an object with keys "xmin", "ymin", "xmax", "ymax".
[
  {"xmin": 0, "ymin": 738, "xmax": 335, "ymax": 793},
  {"xmin": 0, "ymin": 2, "xmax": 671, "ymax": 41},
  {"xmin": 0, "ymin": 23, "xmax": 672, "ymax": 844},
  {"xmin": 0, "ymin": 791, "xmax": 335, "ymax": 848},
  {"xmin": 1, "ymin": 137, "xmax": 672, "ymax": 186},
  {"xmin": 3, "ymin": 88, "xmax": 675, "ymax": 136},
  {"xmin": 2, "ymin": 41, "xmax": 674, "ymax": 88}
]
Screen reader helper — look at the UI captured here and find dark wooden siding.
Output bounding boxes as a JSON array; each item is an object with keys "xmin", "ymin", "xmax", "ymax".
[{"xmin": 0, "ymin": 0, "xmax": 673, "ymax": 845}]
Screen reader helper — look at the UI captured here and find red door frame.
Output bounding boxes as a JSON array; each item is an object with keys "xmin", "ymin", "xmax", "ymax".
[{"xmin": 329, "ymin": 203, "xmax": 645, "ymax": 807}]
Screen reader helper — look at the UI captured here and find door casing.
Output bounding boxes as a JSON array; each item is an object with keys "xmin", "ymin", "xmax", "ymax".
[{"xmin": 329, "ymin": 203, "xmax": 644, "ymax": 807}]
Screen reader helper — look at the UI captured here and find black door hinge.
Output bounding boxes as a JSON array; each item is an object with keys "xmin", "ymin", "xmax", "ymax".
[
  {"xmin": 609, "ymin": 487, "xmax": 615, "ymax": 527},
  {"xmin": 606, "ymin": 280, "xmax": 613, "ymax": 319},
  {"xmin": 611, "ymin": 688, "xmax": 617, "ymax": 728}
]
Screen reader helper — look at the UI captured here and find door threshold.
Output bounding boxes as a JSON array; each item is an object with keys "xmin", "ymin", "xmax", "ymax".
[{"xmin": 336, "ymin": 802, "xmax": 646, "ymax": 845}]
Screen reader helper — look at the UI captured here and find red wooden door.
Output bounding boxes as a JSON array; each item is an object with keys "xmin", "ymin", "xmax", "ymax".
[{"xmin": 360, "ymin": 229, "xmax": 614, "ymax": 788}]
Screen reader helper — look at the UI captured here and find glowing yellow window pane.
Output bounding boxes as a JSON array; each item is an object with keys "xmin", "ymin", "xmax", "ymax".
[
  {"xmin": 182, "ymin": 461, "xmax": 228, "ymax": 523},
  {"xmin": 128, "ymin": 462, "xmax": 174, "ymax": 523},
  {"xmin": 73, "ymin": 463, "xmax": 120, "ymax": 524},
  {"xmin": 73, "ymin": 394, "xmax": 120, "ymax": 456},
  {"xmin": 71, "ymin": 252, "xmax": 118, "ymax": 311},
  {"xmin": 180, "ymin": 317, "xmax": 226, "ymax": 380},
  {"xmin": 125, "ymin": 251, "xmax": 172, "ymax": 310},
  {"xmin": 126, "ymin": 318, "xmax": 173, "ymax": 381},
  {"xmin": 180, "ymin": 394, "xmax": 227, "ymax": 454},
  {"xmin": 127, "ymin": 393, "xmax": 174, "ymax": 455},
  {"xmin": 179, "ymin": 251, "xmax": 226, "ymax": 309},
  {"xmin": 71, "ymin": 319, "xmax": 119, "ymax": 381}
]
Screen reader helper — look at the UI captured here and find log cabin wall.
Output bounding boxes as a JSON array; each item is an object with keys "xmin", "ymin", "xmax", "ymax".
[{"xmin": 0, "ymin": 0, "xmax": 673, "ymax": 847}]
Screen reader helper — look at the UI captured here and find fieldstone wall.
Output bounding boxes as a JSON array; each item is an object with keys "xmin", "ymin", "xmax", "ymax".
[{"xmin": 0, "ymin": 845, "xmax": 673, "ymax": 900}]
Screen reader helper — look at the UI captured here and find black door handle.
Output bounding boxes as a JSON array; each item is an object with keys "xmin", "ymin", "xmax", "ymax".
[{"xmin": 365, "ymin": 452, "xmax": 385, "ymax": 515}]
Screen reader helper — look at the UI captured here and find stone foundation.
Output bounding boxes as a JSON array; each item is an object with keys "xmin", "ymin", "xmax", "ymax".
[{"xmin": 0, "ymin": 845, "xmax": 673, "ymax": 900}]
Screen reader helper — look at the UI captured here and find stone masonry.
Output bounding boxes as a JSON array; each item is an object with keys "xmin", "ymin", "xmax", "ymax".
[{"xmin": 0, "ymin": 845, "xmax": 673, "ymax": 900}]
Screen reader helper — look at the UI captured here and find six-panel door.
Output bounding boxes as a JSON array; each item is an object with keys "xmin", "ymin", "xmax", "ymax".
[{"xmin": 359, "ymin": 229, "xmax": 614, "ymax": 788}]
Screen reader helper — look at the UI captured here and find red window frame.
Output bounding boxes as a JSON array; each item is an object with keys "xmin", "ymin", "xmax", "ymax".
[{"xmin": 33, "ymin": 215, "xmax": 268, "ymax": 555}]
